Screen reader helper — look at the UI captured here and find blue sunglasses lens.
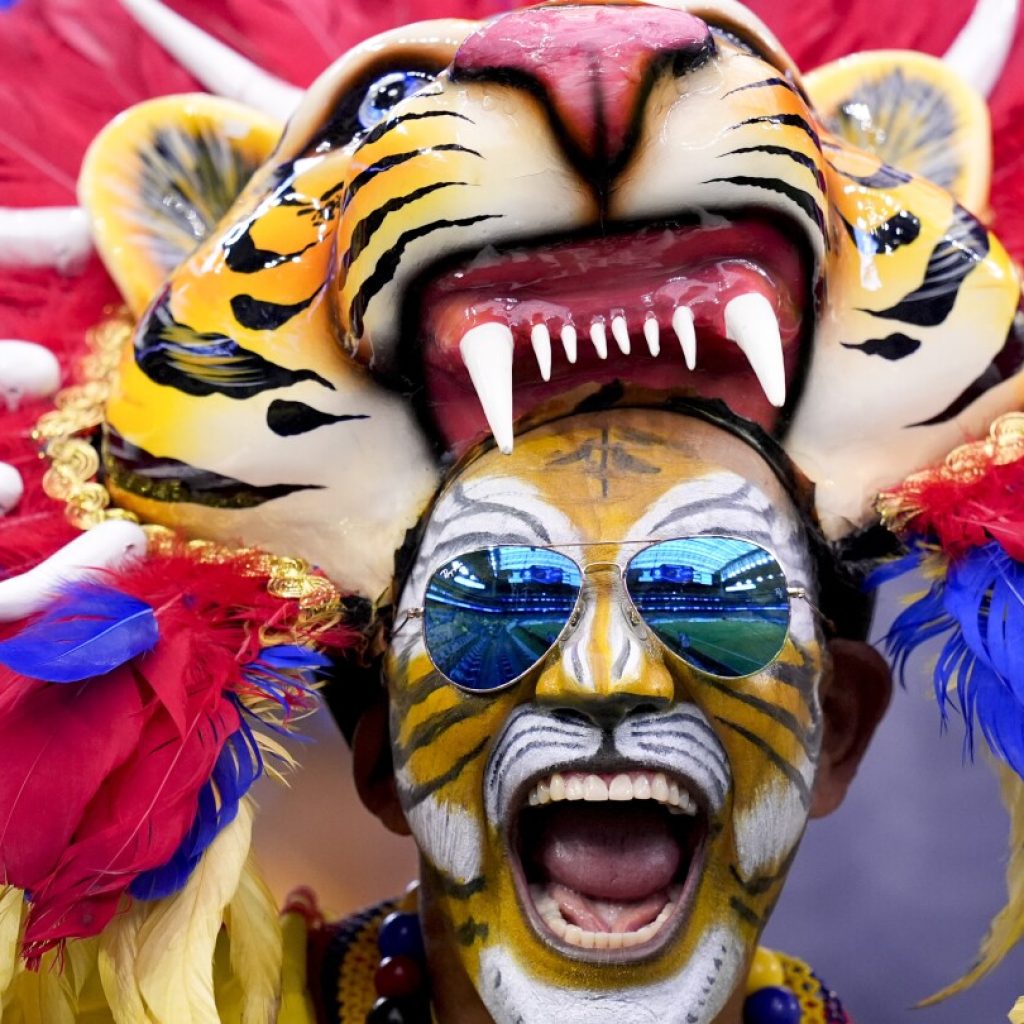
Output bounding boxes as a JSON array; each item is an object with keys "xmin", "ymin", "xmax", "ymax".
[
  {"xmin": 625, "ymin": 537, "xmax": 791, "ymax": 678},
  {"xmin": 423, "ymin": 547, "xmax": 582, "ymax": 691}
]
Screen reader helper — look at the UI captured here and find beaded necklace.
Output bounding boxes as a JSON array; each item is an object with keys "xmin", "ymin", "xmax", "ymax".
[{"xmin": 318, "ymin": 891, "xmax": 852, "ymax": 1024}]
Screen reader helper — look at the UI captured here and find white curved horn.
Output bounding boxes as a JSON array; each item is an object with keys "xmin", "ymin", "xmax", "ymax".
[
  {"xmin": 944, "ymin": 0, "xmax": 1020, "ymax": 97},
  {"xmin": 0, "ymin": 207, "xmax": 92, "ymax": 273},
  {"xmin": 118, "ymin": 0, "xmax": 302, "ymax": 122}
]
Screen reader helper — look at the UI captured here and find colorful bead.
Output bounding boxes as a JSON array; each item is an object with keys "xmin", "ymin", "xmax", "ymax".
[
  {"xmin": 743, "ymin": 986, "xmax": 803, "ymax": 1024},
  {"xmin": 746, "ymin": 947, "xmax": 786, "ymax": 994},
  {"xmin": 374, "ymin": 955, "xmax": 425, "ymax": 999},
  {"xmin": 378, "ymin": 911, "xmax": 426, "ymax": 960}
]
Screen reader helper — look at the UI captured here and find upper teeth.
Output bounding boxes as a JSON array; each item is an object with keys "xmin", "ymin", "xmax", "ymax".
[
  {"xmin": 458, "ymin": 294, "xmax": 785, "ymax": 452},
  {"xmin": 526, "ymin": 770, "xmax": 698, "ymax": 815}
]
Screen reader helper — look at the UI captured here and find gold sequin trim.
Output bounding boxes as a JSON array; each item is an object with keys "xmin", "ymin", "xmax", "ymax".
[
  {"xmin": 877, "ymin": 411, "xmax": 1024, "ymax": 535},
  {"xmin": 778, "ymin": 951, "xmax": 828, "ymax": 1023},
  {"xmin": 32, "ymin": 310, "xmax": 342, "ymax": 627}
]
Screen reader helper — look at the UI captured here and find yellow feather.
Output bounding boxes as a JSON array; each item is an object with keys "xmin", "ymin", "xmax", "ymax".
[
  {"xmin": 1011, "ymin": 996, "xmax": 1024, "ymax": 1023},
  {"xmin": 922, "ymin": 761, "xmax": 1024, "ymax": 1004},
  {"xmin": 224, "ymin": 859, "xmax": 283, "ymax": 1024},
  {"xmin": 278, "ymin": 911, "xmax": 317, "ymax": 1024},
  {"xmin": 133, "ymin": 800, "xmax": 253, "ymax": 1024},
  {"xmin": 98, "ymin": 900, "xmax": 157, "ymax": 1024},
  {"xmin": 0, "ymin": 888, "xmax": 25, "ymax": 1013}
]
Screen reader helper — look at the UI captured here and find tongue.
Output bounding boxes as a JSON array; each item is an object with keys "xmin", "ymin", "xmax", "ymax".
[{"xmin": 534, "ymin": 803, "xmax": 681, "ymax": 900}]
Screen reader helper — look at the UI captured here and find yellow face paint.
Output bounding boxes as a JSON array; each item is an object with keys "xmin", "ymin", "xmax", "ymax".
[{"xmin": 385, "ymin": 407, "xmax": 826, "ymax": 1024}]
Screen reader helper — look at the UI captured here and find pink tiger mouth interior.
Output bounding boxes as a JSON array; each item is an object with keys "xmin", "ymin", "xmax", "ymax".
[
  {"xmin": 418, "ymin": 216, "xmax": 810, "ymax": 453},
  {"xmin": 512, "ymin": 770, "xmax": 708, "ymax": 956}
]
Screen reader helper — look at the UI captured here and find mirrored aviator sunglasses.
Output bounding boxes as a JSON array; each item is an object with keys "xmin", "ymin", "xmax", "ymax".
[{"xmin": 407, "ymin": 537, "xmax": 808, "ymax": 693}]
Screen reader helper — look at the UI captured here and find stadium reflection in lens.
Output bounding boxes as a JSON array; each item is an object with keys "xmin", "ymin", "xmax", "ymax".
[
  {"xmin": 625, "ymin": 537, "xmax": 791, "ymax": 678},
  {"xmin": 424, "ymin": 547, "xmax": 583, "ymax": 690}
]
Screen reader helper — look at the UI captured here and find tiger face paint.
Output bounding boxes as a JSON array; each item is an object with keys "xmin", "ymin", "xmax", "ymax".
[
  {"xmin": 83, "ymin": 0, "xmax": 1023, "ymax": 600},
  {"xmin": 385, "ymin": 408, "xmax": 825, "ymax": 1024}
]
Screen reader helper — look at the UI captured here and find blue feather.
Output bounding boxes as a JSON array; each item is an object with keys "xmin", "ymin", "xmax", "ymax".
[
  {"xmin": 0, "ymin": 584, "xmax": 159, "ymax": 683},
  {"xmin": 876, "ymin": 542, "xmax": 1024, "ymax": 778},
  {"xmin": 130, "ymin": 717, "xmax": 263, "ymax": 900}
]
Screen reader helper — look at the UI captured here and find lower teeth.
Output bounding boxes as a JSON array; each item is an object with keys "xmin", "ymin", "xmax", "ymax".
[{"xmin": 531, "ymin": 884, "xmax": 683, "ymax": 949}]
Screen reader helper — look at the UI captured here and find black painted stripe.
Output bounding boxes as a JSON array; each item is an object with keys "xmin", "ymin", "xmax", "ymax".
[
  {"xmin": 703, "ymin": 174, "xmax": 824, "ymax": 233},
  {"xmin": 841, "ymin": 210, "xmax": 921, "ymax": 256},
  {"xmin": 714, "ymin": 715, "xmax": 811, "ymax": 807},
  {"xmin": 860, "ymin": 206, "xmax": 989, "ymax": 327},
  {"xmin": 456, "ymin": 918, "xmax": 489, "ymax": 946},
  {"xmin": 231, "ymin": 286, "xmax": 322, "ymax": 331},
  {"xmin": 720, "ymin": 144, "xmax": 825, "ymax": 191},
  {"xmin": 349, "ymin": 214, "xmax": 502, "ymax": 336},
  {"xmin": 266, "ymin": 399, "xmax": 369, "ymax": 437},
  {"xmin": 223, "ymin": 221, "xmax": 319, "ymax": 274},
  {"xmin": 343, "ymin": 180, "xmax": 469, "ymax": 269},
  {"xmin": 403, "ymin": 735, "xmax": 490, "ymax": 809},
  {"xmin": 325, "ymin": 144, "xmax": 483, "ymax": 208},
  {"xmin": 827, "ymin": 159, "xmax": 912, "ymax": 190},
  {"xmin": 841, "ymin": 333, "xmax": 921, "ymax": 360},
  {"xmin": 392, "ymin": 703, "xmax": 484, "ymax": 771},
  {"xmin": 910, "ymin": 313, "xmax": 1024, "ymax": 426},
  {"xmin": 137, "ymin": 292, "xmax": 333, "ymax": 398},
  {"xmin": 729, "ymin": 896, "xmax": 762, "ymax": 929},
  {"xmin": 729, "ymin": 113, "xmax": 821, "ymax": 149},
  {"xmin": 103, "ymin": 428, "xmax": 322, "ymax": 509},
  {"xmin": 355, "ymin": 110, "xmax": 475, "ymax": 154},
  {"xmin": 723, "ymin": 77, "xmax": 798, "ymax": 98},
  {"xmin": 700, "ymin": 677, "xmax": 814, "ymax": 757},
  {"xmin": 436, "ymin": 874, "xmax": 487, "ymax": 900}
]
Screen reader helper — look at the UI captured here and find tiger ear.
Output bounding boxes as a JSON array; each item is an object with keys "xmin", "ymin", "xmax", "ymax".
[
  {"xmin": 804, "ymin": 50, "xmax": 992, "ymax": 213},
  {"xmin": 78, "ymin": 95, "xmax": 282, "ymax": 317}
]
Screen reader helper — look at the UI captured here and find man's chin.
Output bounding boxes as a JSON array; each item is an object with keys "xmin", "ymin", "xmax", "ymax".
[{"xmin": 473, "ymin": 922, "xmax": 747, "ymax": 1024}]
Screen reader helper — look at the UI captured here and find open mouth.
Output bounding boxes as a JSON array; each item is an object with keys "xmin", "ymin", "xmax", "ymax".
[
  {"xmin": 413, "ymin": 215, "xmax": 811, "ymax": 453},
  {"xmin": 511, "ymin": 768, "xmax": 709, "ymax": 959}
]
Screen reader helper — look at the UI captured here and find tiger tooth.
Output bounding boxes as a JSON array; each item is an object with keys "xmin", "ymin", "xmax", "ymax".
[
  {"xmin": 561, "ymin": 324, "xmax": 578, "ymax": 364},
  {"xmin": 672, "ymin": 306, "xmax": 696, "ymax": 370},
  {"xmin": 460, "ymin": 323, "xmax": 515, "ymax": 454},
  {"xmin": 643, "ymin": 317, "xmax": 660, "ymax": 357},
  {"xmin": 531, "ymin": 323, "xmax": 553, "ymax": 382},
  {"xmin": 590, "ymin": 320, "xmax": 608, "ymax": 359},
  {"xmin": 611, "ymin": 314, "xmax": 631, "ymax": 354},
  {"xmin": 724, "ymin": 293, "xmax": 786, "ymax": 408}
]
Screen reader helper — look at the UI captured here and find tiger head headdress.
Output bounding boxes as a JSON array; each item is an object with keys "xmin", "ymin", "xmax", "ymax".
[{"xmin": 2, "ymin": 0, "xmax": 1024, "ymax": 1021}]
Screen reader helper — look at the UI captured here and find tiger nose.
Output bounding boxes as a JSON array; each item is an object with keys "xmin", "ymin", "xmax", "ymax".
[
  {"xmin": 451, "ymin": 5, "xmax": 714, "ymax": 172},
  {"xmin": 534, "ymin": 564, "xmax": 674, "ymax": 719}
]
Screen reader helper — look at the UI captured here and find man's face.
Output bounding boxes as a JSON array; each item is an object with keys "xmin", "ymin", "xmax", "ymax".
[{"xmin": 385, "ymin": 409, "xmax": 826, "ymax": 1024}]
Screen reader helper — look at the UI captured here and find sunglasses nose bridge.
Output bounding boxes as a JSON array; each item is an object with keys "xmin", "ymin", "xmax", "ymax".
[{"xmin": 534, "ymin": 565, "xmax": 674, "ymax": 706}]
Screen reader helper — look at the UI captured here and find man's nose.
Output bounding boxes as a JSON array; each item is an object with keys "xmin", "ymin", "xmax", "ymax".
[
  {"xmin": 534, "ymin": 564, "xmax": 674, "ymax": 728},
  {"xmin": 451, "ymin": 4, "xmax": 714, "ymax": 173}
]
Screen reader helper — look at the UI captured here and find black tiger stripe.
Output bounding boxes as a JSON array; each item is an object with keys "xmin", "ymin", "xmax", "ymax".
[
  {"xmin": 723, "ymin": 77, "xmax": 799, "ymax": 98},
  {"xmin": 436, "ymin": 874, "xmax": 487, "ymax": 900},
  {"xmin": 455, "ymin": 918, "xmax": 489, "ymax": 946},
  {"xmin": 720, "ymin": 145, "xmax": 825, "ymax": 191},
  {"xmin": 103, "ymin": 428, "xmax": 323, "ymax": 508},
  {"xmin": 356, "ymin": 110, "xmax": 475, "ymax": 153},
  {"xmin": 392, "ymin": 703, "xmax": 487, "ymax": 770},
  {"xmin": 730, "ymin": 849, "xmax": 796, "ymax": 896},
  {"xmin": 861, "ymin": 206, "xmax": 989, "ymax": 326},
  {"xmin": 841, "ymin": 333, "xmax": 921, "ymax": 360},
  {"xmin": 910, "ymin": 313, "xmax": 1024, "ymax": 427},
  {"xmin": 403, "ymin": 735, "xmax": 490, "ymax": 809},
  {"xmin": 343, "ymin": 180, "xmax": 469, "ymax": 269},
  {"xmin": 325, "ymin": 144, "xmax": 483, "ymax": 207},
  {"xmin": 714, "ymin": 716, "xmax": 812, "ymax": 807},
  {"xmin": 704, "ymin": 174, "xmax": 825, "ymax": 232},
  {"xmin": 223, "ymin": 219, "xmax": 320, "ymax": 274},
  {"xmin": 729, "ymin": 896, "xmax": 763, "ymax": 928},
  {"xmin": 700, "ymin": 677, "xmax": 815, "ymax": 756},
  {"xmin": 231, "ymin": 286, "xmax": 322, "ymax": 331},
  {"xmin": 729, "ymin": 113, "xmax": 821, "ymax": 149},
  {"xmin": 265, "ymin": 400, "xmax": 369, "ymax": 437},
  {"xmin": 827, "ymin": 160, "xmax": 912, "ymax": 190},
  {"xmin": 349, "ymin": 214, "xmax": 502, "ymax": 336}
]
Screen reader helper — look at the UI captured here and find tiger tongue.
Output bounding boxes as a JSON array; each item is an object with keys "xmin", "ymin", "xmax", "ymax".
[{"xmin": 534, "ymin": 803, "xmax": 681, "ymax": 932}]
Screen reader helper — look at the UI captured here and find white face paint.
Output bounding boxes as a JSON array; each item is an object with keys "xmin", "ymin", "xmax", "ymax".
[{"xmin": 386, "ymin": 411, "xmax": 829, "ymax": 1024}]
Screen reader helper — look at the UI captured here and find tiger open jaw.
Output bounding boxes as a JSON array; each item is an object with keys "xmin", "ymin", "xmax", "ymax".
[
  {"xmin": 416, "ymin": 216, "xmax": 810, "ymax": 453},
  {"xmin": 511, "ymin": 767, "xmax": 711, "ymax": 960}
]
